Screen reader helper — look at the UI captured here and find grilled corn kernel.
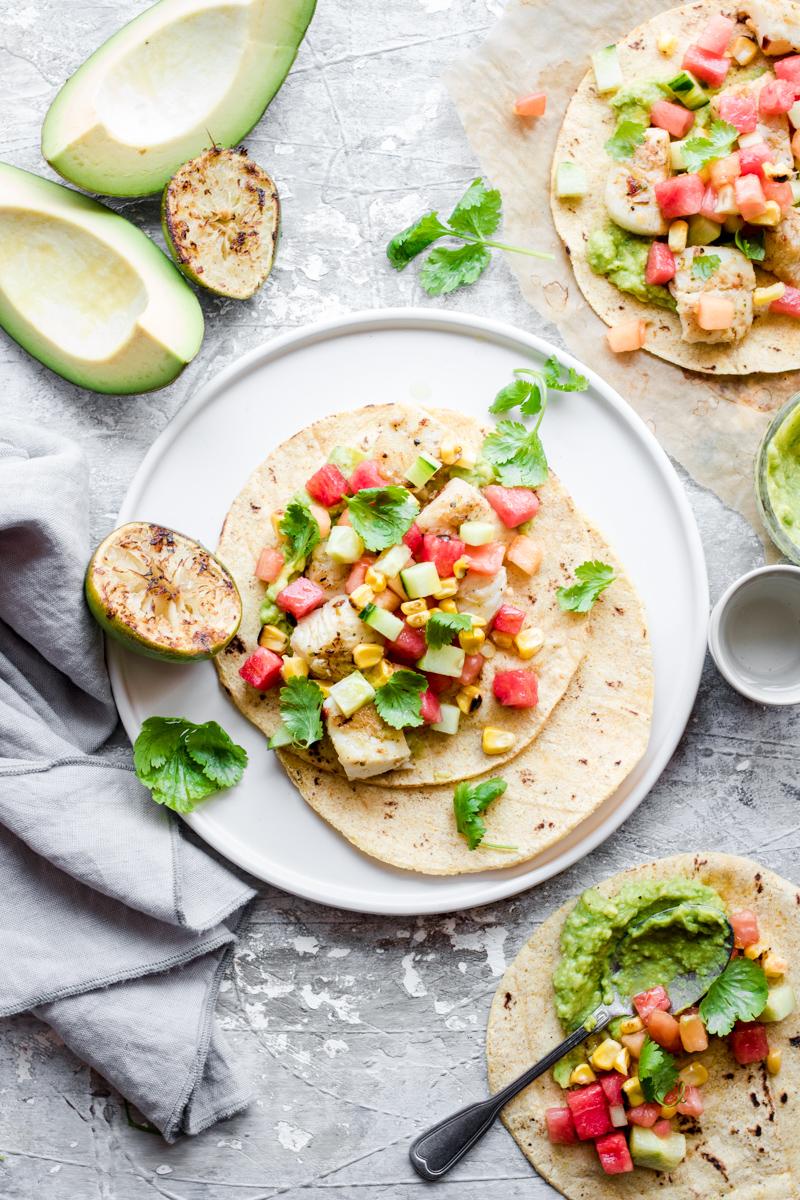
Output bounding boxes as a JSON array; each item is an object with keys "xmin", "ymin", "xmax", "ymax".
[
  {"xmin": 364, "ymin": 567, "xmax": 387, "ymax": 592},
  {"xmin": 767, "ymin": 1048, "xmax": 782, "ymax": 1075},
  {"xmin": 762, "ymin": 951, "xmax": 788, "ymax": 979},
  {"xmin": 350, "ymin": 584, "xmax": 375, "ymax": 610},
  {"xmin": 568, "ymin": 1064, "xmax": 597, "ymax": 1086},
  {"xmin": 353, "ymin": 643, "xmax": 384, "ymax": 670},
  {"xmin": 365, "ymin": 659, "xmax": 395, "ymax": 688},
  {"xmin": 679, "ymin": 1061, "xmax": 709, "ymax": 1087},
  {"xmin": 515, "ymin": 627, "xmax": 545, "ymax": 660},
  {"xmin": 622, "ymin": 1077, "xmax": 645, "ymax": 1107},
  {"xmin": 316, "ymin": 682, "xmax": 332, "ymax": 698},
  {"xmin": 467, "ymin": 614, "xmax": 488, "ymax": 628},
  {"xmin": 439, "ymin": 598, "xmax": 459, "ymax": 613},
  {"xmin": 457, "ymin": 685, "xmax": 483, "ymax": 715},
  {"xmin": 657, "ymin": 31, "xmax": 678, "ymax": 55},
  {"xmin": 613, "ymin": 1046, "xmax": 631, "ymax": 1075},
  {"xmin": 668, "ymin": 219, "xmax": 689, "ymax": 253},
  {"xmin": 763, "ymin": 160, "xmax": 793, "ymax": 182},
  {"xmin": 434, "ymin": 578, "xmax": 459, "ymax": 600},
  {"xmin": 480, "ymin": 640, "xmax": 497, "ymax": 659},
  {"xmin": 258, "ymin": 624, "xmax": 288, "ymax": 653},
  {"xmin": 482, "ymin": 726, "xmax": 517, "ymax": 755},
  {"xmin": 401, "ymin": 597, "xmax": 428, "ymax": 616},
  {"xmin": 660, "ymin": 1103, "xmax": 679, "ymax": 1119},
  {"xmin": 281, "ymin": 655, "xmax": 309, "ymax": 682},
  {"xmin": 619, "ymin": 1016, "xmax": 644, "ymax": 1036},
  {"xmin": 271, "ymin": 510, "xmax": 284, "ymax": 537},
  {"xmin": 754, "ymin": 282, "xmax": 786, "ymax": 307},
  {"xmin": 731, "ymin": 34, "xmax": 757, "ymax": 65},
  {"xmin": 589, "ymin": 1039, "xmax": 623, "ymax": 1072},
  {"xmin": 745, "ymin": 941, "xmax": 768, "ymax": 960},
  {"xmin": 459, "ymin": 628, "xmax": 486, "ymax": 654},
  {"xmin": 453, "ymin": 556, "xmax": 470, "ymax": 579},
  {"xmin": 406, "ymin": 609, "xmax": 433, "ymax": 628},
  {"xmin": 749, "ymin": 200, "xmax": 782, "ymax": 227},
  {"xmin": 491, "ymin": 631, "xmax": 514, "ymax": 650},
  {"xmin": 439, "ymin": 435, "xmax": 463, "ymax": 465}
]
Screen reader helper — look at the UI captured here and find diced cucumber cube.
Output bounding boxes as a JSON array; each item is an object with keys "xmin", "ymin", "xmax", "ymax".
[
  {"xmin": 555, "ymin": 161, "xmax": 588, "ymax": 200},
  {"xmin": 629, "ymin": 1127, "xmax": 686, "ymax": 1172},
  {"xmin": 375, "ymin": 543, "xmax": 412, "ymax": 578},
  {"xmin": 792, "ymin": 180, "xmax": 800, "ymax": 206},
  {"xmin": 328, "ymin": 445, "xmax": 365, "ymax": 476},
  {"xmin": 328, "ymin": 671, "xmax": 375, "ymax": 718},
  {"xmin": 667, "ymin": 70, "xmax": 708, "ymax": 110},
  {"xmin": 417, "ymin": 644, "xmax": 466, "ymax": 678},
  {"xmin": 400, "ymin": 561, "xmax": 441, "ymax": 599},
  {"xmin": 760, "ymin": 982, "xmax": 796, "ymax": 1023},
  {"xmin": 432, "ymin": 703, "xmax": 461, "ymax": 735},
  {"xmin": 268, "ymin": 723, "xmax": 294, "ymax": 749},
  {"xmin": 670, "ymin": 138, "xmax": 689, "ymax": 172},
  {"xmin": 459, "ymin": 520, "xmax": 497, "ymax": 546},
  {"xmin": 405, "ymin": 452, "xmax": 441, "ymax": 489},
  {"xmin": 687, "ymin": 214, "xmax": 721, "ymax": 246},
  {"xmin": 790, "ymin": 101, "xmax": 800, "ymax": 129},
  {"xmin": 326, "ymin": 525, "xmax": 365, "ymax": 563},
  {"xmin": 591, "ymin": 44, "xmax": 622, "ymax": 95},
  {"xmin": 361, "ymin": 603, "xmax": 404, "ymax": 642}
]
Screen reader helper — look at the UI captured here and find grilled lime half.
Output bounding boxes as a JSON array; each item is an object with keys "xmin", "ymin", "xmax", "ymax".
[
  {"xmin": 85, "ymin": 522, "xmax": 242, "ymax": 662},
  {"xmin": 162, "ymin": 146, "xmax": 280, "ymax": 300}
]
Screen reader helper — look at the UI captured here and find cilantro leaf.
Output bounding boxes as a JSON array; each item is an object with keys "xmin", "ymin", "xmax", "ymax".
[
  {"xmin": 483, "ymin": 420, "xmax": 549, "ymax": 488},
  {"xmin": 426, "ymin": 610, "xmax": 473, "ymax": 648},
  {"xmin": 133, "ymin": 716, "xmax": 247, "ymax": 813},
  {"xmin": 692, "ymin": 253, "xmax": 721, "ymax": 281},
  {"xmin": 557, "ymin": 560, "xmax": 616, "ymax": 613},
  {"xmin": 734, "ymin": 228, "xmax": 766, "ymax": 262},
  {"xmin": 682, "ymin": 120, "xmax": 739, "ymax": 173},
  {"xmin": 638, "ymin": 1037, "xmax": 680, "ymax": 1104},
  {"xmin": 453, "ymin": 778, "xmax": 510, "ymax": 850},
  {"xmin": 374, "ymin": 669, "xmax": 427, "ymax": 729},
  {"xmin": 447, "ymin": 177, "xmax": 502, "ymax": 240},
  {"xmin": 279, "ymin": 499, "xmax": 320, "ymax": 566},
  {"xmin": 544, "ymin": 354, "xmax": 588, "ymax": 393},
  {"xmin": 346, "ymin": 486, "xmax": 419, "ymax": 552},
  {"xmin": 279, "ymin": 677, "xmax": 324, "ymax": 749},
  {"xmin": 386, "ymin": 212, "xmax": 448, "ymax": 269},
  {"xmin": 420, "ymin": 242, "xmax": 491, "ymax": 296},
  {"xmin": 699, "ymin": 958, "xmax": 769, "ymax": 1037},
  {"xmin": 490, "ymin": 377, "xmax": 540, "ymax": 415},
  {"xmin": 605, "ymin": 120, "xmax": 646, "ymax": 161}
]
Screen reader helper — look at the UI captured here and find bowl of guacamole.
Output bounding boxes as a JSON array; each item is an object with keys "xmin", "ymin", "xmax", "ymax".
[{"xmin": 756, "ymin": 393, "xmax": 800, "ymax": 566}]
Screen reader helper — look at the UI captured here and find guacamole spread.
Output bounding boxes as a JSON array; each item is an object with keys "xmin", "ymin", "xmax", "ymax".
[
  {"xmin": 553, "ymin": 876, "xmax": 728, "ymax": 1032},
  {"xmin": 587, "ymin": 225, "xmax": 677, "ymax": 311},
  {"xmin": 765, "ymin": 402, "xmax": 800, "ymax": 546},
  {"xmin": 610, "ymin": 79, "xmax": 671, "ymax": 126}
]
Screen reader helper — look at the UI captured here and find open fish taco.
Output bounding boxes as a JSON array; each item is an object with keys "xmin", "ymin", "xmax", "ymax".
[{"xmin": 552, "ymin": 0, "xmax": 800, "ymax": 374}]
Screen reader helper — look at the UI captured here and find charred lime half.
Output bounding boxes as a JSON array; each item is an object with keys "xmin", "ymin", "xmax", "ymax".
[
  {"xmin": 162, "ymin": 147, "xmax": 280, "ymax": 300},
  {"xmin": 85, "ymin": 522, "xmax": 242, "ymax": 662}
]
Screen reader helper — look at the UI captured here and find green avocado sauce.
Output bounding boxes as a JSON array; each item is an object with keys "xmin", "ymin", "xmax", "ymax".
[
  {"xmin": 766, "ymin": 404, "xmax": 800, "ymax": 545},
  {"xmin": 610, "ymin": 79, "xmax": 671, "ymax": 126},
  {"xmin": 587, "ymin": 224, "xmax": 677, "ymax": 311}
]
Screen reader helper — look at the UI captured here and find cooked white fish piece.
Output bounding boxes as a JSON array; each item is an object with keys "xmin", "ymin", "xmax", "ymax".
[
  {"xmin": 457, "ymin": 565, "xmax": 508, "ymax": 624},
  {"xmin": 416, "ymin": 478, "xmax": 505, "ymax": 538},
  {"xmin": 367, "ymin": 407, "xmax": 448, "ymax": 485},
  {"xmin": 306, "ymin": 542, "xmax": 349, "ymax": 594},
  {"xmin": 764, "ymin": 204, "xmax": 800, "ymax": 285},
  {"xmin": 326, "ymin": 703, "xmax": 411, "ymax": 779},
  {"xmin": 742, "ymin": 0, "xmax": 800, "ymax": 54},
  {"xmin": 712, "ymin": 77, "xmax": 793, "ymax": 169},
  {"xmin": 290, "ymin": 595, "xmax": 379, "ymax": 680},
  {"xmin": 669, "ymin": 246, "xmax": 756, "ymax": 344},
  {"xmin": 604, "ymin": 128, "xmax": 671, "ymax": 237}
]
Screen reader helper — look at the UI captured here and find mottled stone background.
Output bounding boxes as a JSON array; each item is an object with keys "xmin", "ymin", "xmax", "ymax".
[{"xmin": 0, "ymin": 1, "xmax": 794, "ymax": 1196}]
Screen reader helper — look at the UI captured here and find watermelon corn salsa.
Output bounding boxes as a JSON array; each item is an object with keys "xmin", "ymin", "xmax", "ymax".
[
  {"xmin": 560, "ymin": 3, "xmax": 800, "ymax": 349},
  {"xmin": 544, "ymin": 877, "xmax": 796, "ymax": 1177}
]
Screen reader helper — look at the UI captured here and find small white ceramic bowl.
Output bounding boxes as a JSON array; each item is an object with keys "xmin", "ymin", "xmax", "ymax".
[{"xmin": 708, "ymin": 565, "xmax": 800, "ymax": 705}]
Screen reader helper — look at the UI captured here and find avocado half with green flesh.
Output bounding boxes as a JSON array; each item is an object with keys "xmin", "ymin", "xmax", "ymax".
[
  {"xmin": 0, "ymin": 163, "xmax": 203, "ymax": 394},
  {"xmin": 41, "ymin": 0, "xmax": 317, "ymax": 197},
  {"xmin": 85, "ymin": 522, "xmax": 242, "ymax": 662},
  {"xmin": 163, "ymin": 147, "xmax": 280, "ymax": 299}
]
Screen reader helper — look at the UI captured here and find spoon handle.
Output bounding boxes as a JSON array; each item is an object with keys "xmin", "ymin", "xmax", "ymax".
[{"xmin": 409, "ymin": 1008, "xmax": 612, "ymax": 1181}]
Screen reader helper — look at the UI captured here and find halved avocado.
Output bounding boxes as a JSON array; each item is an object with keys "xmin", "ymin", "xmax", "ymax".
[
  {"xmin": 162, "ymin": 147, "xmax": 279, "ymax": 299},
  {"xmin": 85, "ymin": 522, "xmax": 242, "ymax": 662},
  {"xmin": 0, "ymin": 163, "xmax": 203, "ymax": 394},
  {"xmin": 42, "ymin": 0, "xmax": 317, "ymax": 197}
]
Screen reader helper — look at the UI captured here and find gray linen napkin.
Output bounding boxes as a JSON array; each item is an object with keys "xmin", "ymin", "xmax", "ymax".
[{"xmin": 0, "ymin": 422, "xmax": 257, "ymax": 1141}]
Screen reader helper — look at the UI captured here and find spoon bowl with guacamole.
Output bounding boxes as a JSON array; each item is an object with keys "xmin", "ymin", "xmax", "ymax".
[{"xmin": 409, "ymin": 904, "xmax": 734, "ymax": 1181}]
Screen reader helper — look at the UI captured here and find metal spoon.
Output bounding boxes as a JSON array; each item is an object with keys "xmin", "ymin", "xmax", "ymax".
[{"xmin": 409, "ymin": 905, "xmax": 733, "ymax": 1182}]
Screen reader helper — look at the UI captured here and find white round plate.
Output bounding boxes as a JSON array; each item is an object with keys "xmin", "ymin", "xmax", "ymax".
[{"xmin": 110, "ymin": 309, "xmax": 708, "ymax": 915}]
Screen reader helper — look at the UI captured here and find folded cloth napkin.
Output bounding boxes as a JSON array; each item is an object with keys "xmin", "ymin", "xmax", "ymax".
[{"xmin": 0, "ymin": 422, "xmax": 256, "ymax": 1141}]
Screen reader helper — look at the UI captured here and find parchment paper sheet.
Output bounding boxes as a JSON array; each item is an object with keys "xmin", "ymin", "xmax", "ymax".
[{"xmin": 445, "ymin": 0, "xmax": 799, "ymax": 537}]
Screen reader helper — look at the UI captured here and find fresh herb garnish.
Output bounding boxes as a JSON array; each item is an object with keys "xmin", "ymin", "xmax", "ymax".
[
  {"xmin": 278, "ymin": 677, "xmax": 324, "ymax": 748},
  {"xmin": 426, "ymin": 610, "xmax": 473, "ymax": 648},
  {"xmin": 638, "ymin": 1037, "xmax": 680, "ymax": 1105},
  {"xmin": 346, "ymin": 486, "xmax": 419, "ymax": 552},
  {"xmin": 605, "ymin": 119, "xmax": 646, "ymax": 161},
  {"xmin": 490, "ymin": 355, "xmax": 588, "ymax": 417},
  {"xmin": 557, "ymin": 561, "xmax": 616, "ymax": 613},
  {"xmin": 133, "ymin": 716, "xmax": 247, "ymax": 813},
  {"xmin": 453, "ymin": 778, "xmax": 513, "ymax": 851},
  {"xmin": 699, "ymin": 958, "xmax": 769, "ymax": 1036},
  {"xmin": 386, "ymin": 177, "xmax": 553, "ymax": 296},
  {"xmin": 279, "ymin": 499, "xmax": 320, "ymax": 566},
  {"xmin": 483, "ymin": 420, "xmax": 549, "ymax": 488},
  {"xmin": 374, "ymin": 669, "xmax": 427, "ymax": 729},
  {"xmin": 734, "ymin": 227, "xmax": 766, "ymax": 262},
  {"xmin": 682, "ymin": 120, "xmax": 739, "ymax": 173},
  {"xmin": 692, "ymin": 253, "xmax": 721, "ymax": 280}
]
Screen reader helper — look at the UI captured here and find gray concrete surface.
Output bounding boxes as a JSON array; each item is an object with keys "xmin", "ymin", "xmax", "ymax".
[{"xmin": 0, "ymin": 1, "xmax": 794, "ymax": 1197}]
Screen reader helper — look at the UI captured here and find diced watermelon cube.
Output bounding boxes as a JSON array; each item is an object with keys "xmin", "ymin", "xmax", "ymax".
[
  {"xmin": 420, "ymin": 688, "xmax": 442, "ymax": 724},
  {"xmin": 775, "ymin": 54, "xmax": 800, "ymax": 84},
  {"xmin": 764, "ymin": 178, "xmax": 794, "ymax": 210},
  {"xmin": 402, "ymin": 522, "xmax": 424, "ymax": 556},
  {"xmin": 387, "ymin": 622, "xmax": 428, "ymax": 664},
  {"xmin": 730, "ymin": 1021, "xmax": 769, "ymax": 1065},
  {"xmin": 565, "ymin": 1083, "xmax": 612, "ymax": 1140},
  {"xmin": 697, "ymin": 13, "xmax": 735, "ymax": 55},
  {"xmin": 633, "ymin": 986, "xmax": 671, "ymax": 1020},
  {"xmin": 739, "ymin": 143, "xmax": 772, "ymax": 178},
  {"xmin": 731, "ymin": 909, "xmax": 760, "ymax": 948},
  {"xmin": 716, "ymin": 91, "xmax": 758, "ymax": 133},
  {"xmin": 483, "ymin": 484, "xmax": 540, "ymax": 527},
  {"xmin": 771, "ymin": 284, "xmax": 800, "ymax": 318},
  {"xmin": 677, "ymin": 1085, "xmax": 704, "ymax": 1117},
  {"xmin": 650, "ymin": 99, "xmax": 695, "ymax": 138},
  {"xmin": 425, "ymin": 672, "xmax": 453, "ymax": 695},
  {"xmin": 653, "ymin": 1118, "xmax": 674, "ymax": 1138},
  {"xmin": 545, "ymin": 1106, "xmax": 578, "ymax": 1145},
  {"xmin": 492, "ymin": 603, "xmax": 526, "ymax": 635},
  {"xmin": 599, "ymin": 1073, "xmax": 626, "ymax": 1107},
  {"xmin": 493, "ymin": 668, "xmax": 539, "ymax": 708},
  {"xmin": 275, "ymin": 577, "xmax": 326, "ymax": 619},
  {"xmin": 255, "ymin": 546, "xmax": 285, "ymax": 583},
  {"xmin": 735, "ymin": 173, "xmax": 767, "ymax": 220},
  {"xmin": 459, "ymin": 653, "xmax": 484, "ymax": 687},
  {"xmin": 306, "ymin": 463, "xmax": 349, "ymax": 508},
  {"xmin": 464, "ymin": 541, "xmax": 506, "ymax": 576},
  {"xmin": 627, "ymin": 1102, "xmax": 661, "ymax": 1128},
  {"xmin": 682, "ymin": 43, "xmax": 730, "ymax": 88},
  {"xmin": 655, "ymin": 173, "xmax": 705, "ymax": 219},
  {"xmin": 595, "ymin": 1131, "xmax": 634, "ymax": 1175},
  {"xmin": 700, "ymin": 184, "xmax": 726, "ymax": 224},
  {"xmin": 348, "ymin": 459, "xmax": 384, "ymax": 492},
  {"xmin": 239, "ymin": 647, "xmax": 283, "ymax": 690},
  {"xmin": 760, "ymin": 78, "xmax": 796, "ymax": 115},
  {"xmin": 422, "ymin": 533, "xmax": 466, "ymax": 578},
  {"xmin": 645, "ymin": 241, "xmax": 677, "ymax": 284}
]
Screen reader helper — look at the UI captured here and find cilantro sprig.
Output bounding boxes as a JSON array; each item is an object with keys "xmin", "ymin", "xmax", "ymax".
[
  {"xmin": 699, "ymin": 958, "xmax": 769, "ymax": 1037},
  {"xmin": 133, "ymin": 717, "xmax": 247, "ymax": 813},
  {"xmin": 734, "ymin": 228, "xmax": 766, "ymax": 262},
  {"xmin": 278, "ymin": 677, "xmax": 324, "ymax": 749},
  {"xmin": 426, "ymin": 610, "xmax": 473, "ymax": 648},
  {"xmin": 557, "ymin": 561, "xmax": 616, "ymax": 613},
  {"xmin": 605, "ymin": 120, "xmax": 646, "ymax": 162},
  {"xmin": 454, "ymin": 779, "xmax": 514, "ymax": 851},
  {"xmin": 374, "ymin": 669, "xmax": 427, "ymax": 729},
  {"xmin": 682, "ymin": 120, "xmax": 739, "ymax": 173},
  {"xmin": 279, "ymin": 499, "xmax": 320, "ymax": 566},
  {"xmin": 692, "ymin": 253, "xmax": 721, "ymax": 281},
  {"xmin": 490, "ymin": 356, "xmax": 588, "ymax": 418},
  {"xmin": 638, "ymin": 1037, "xmax": 680, "ymax": 1105},
  {"xmin": 346, "ymin": 486, "xmax": 419, "ymax": 552},
  {"xmin": 387, "ymin": 177, "xmax": 553, "ymax": 296}
]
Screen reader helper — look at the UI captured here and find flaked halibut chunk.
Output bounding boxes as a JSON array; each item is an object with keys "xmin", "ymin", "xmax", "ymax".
[
  {"xmin": 712, "ymin": 76, "xmax": 793, "ymax": 169},
  {"xmin": 416, "ymin": 477, "xmax": 505, "ymax": 537},
  {"xmin": 741, "ymin": 0, "xmax": 800, "ymax": 55},
  {"xmin": 367, "ymin": 407, "xmax": 449, "ymax": 484},
  {"xmin": 669, "ymin": 246, "xmax": 756, "ymax": 344},
  {"xmin": 604, "ymin": 128, "xmax": 671, "ymax": 237},
  {"xmin": 326, "ymin": 703, "xmax": 411, "ymax": 779},
  {"xmin": 764, "ymin": 205, "xmax": 800, "ymax": 285},
  {"xmin": 290, "ymin": 595, "xmax": 379, "ymax": 680},
  {"xmin": 306, "ymin": 542, "xmax": 349, "ymax": 594},
  {"xmin": 457, "ymin": 566, "xmax": 508, "ymax": 624}
]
